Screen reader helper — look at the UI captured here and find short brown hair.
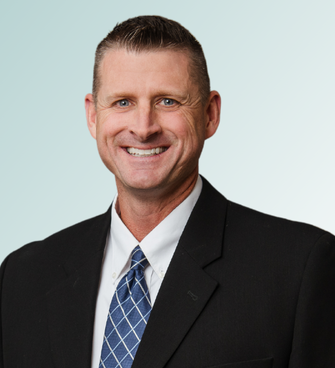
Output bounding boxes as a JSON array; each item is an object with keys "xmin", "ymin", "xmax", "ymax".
[{"xmin": 92, "ymin": 15, "xmax": 210, "ymax": 104}]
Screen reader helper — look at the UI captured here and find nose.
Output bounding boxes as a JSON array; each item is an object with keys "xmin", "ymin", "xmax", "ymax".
[{"xmin": 129, "ymin": 103, "xmax": 161, "ymax": 141}]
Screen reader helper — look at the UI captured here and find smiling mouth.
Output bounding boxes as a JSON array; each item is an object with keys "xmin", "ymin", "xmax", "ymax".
[{"xmin": 126, "ymin": 147, "xmax": 168, "ymax": 157}]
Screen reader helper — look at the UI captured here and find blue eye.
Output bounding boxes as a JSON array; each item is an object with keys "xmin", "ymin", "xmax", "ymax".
[
  {"xmin": 162, "ymin": 98, "xmax": 175, "ymax": 106},
  {"xmin": 118, "ymin": 99, "xmax": 129, "ymax": 107}
]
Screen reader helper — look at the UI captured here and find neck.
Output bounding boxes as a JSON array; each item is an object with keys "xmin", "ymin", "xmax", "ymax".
[{"xmin": 115, "ymin": 173, "xmax": 198, "ymax": 242}]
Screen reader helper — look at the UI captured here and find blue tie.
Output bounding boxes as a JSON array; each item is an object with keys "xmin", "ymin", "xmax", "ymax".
[{"xmin": 99, "ymin": 246, "xmax": 152, "ymax": 368}]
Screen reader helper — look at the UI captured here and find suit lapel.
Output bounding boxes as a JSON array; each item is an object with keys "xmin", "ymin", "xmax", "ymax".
[
  {"xmin": 133, "ymin": 178, "xmax": 228, "ymax": 368},
  {"xmin": 46, "ymin": 208, "xmax": 111, "ymax": 368}
]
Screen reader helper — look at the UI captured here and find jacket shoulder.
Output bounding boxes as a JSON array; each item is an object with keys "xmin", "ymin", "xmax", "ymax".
[
  {"xmin": 226, "ymin": 200, "xmax": 333, "ymax": 254},
  {"xmin": 3, "ymin": 207, "xmax": 111, "ymax": 271},
  {"xmin": 201, "ymin": 176, "xmax": 332, "ymax": 244}
]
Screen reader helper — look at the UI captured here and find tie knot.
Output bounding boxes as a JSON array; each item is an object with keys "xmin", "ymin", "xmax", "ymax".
[{"xmin": 130, "ymin": 245, "xmax": 148, "ymax": 271}]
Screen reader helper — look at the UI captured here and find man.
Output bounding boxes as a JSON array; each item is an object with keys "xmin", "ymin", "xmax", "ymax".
[{"xmin": 1, "ymin": 15, "xmax": 334, "ymax": 368}]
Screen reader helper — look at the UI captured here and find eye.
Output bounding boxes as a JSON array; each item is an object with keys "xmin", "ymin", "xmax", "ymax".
[
  {"xmin": 161, "ymin": 98, "xmax": 176, "ymax": 106},
  {"xmin": 117, "ymin": 99, "xmax": 130, "ymax": 107}
]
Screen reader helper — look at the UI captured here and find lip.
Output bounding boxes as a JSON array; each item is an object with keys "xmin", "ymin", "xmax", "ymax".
[{"xmin": 123, "ymin": 145, "xmax": 169, "ymax": 150}]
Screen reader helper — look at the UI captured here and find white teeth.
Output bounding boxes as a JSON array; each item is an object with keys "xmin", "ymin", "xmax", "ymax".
[{"xmin": 126, "ymin": 147, "xmax": 167, "ymax": 157}]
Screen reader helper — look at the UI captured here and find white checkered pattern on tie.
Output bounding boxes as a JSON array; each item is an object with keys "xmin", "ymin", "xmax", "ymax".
[{"xmin": 99, "ymin": 245, "xmax": 152, "ymax": 368}]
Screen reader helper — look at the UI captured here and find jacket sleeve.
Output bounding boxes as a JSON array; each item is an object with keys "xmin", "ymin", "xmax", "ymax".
[{"xmin": 288, "ymin": 232, "xmax": 335, "ymax": 367}]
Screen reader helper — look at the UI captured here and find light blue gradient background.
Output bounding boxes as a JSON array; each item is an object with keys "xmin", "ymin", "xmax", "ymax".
[{"xmin": 1, "ymin": 0, "xmax": 334, "ymax": 262}]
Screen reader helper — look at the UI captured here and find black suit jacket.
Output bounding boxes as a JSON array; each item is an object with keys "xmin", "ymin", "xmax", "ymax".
[{"xmin": 1, "ymin": 178, "xmax": 335, "ymax": 368}]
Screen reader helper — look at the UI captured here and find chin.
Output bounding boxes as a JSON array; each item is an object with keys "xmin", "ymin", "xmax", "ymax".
[
  {"xmin": 117, "ymin": 173, "xmax": 167, "ymax": 192},
  {"xmin": 129, "ymin": 179, "xmax": 166, "ymax": 192}
]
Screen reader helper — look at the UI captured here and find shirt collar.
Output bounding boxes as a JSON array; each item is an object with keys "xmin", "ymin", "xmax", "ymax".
[{"xmin": 110, "ymin": 176, "xmax": 203, "ymax": 281}]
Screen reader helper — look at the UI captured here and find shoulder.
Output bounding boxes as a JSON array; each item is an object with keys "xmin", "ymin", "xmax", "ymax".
[
  {"xmin": 222, "ymin": 199, "xmax": 335, "ymax": 279},
  {"xmin": 227, "ymin": 200, "xmax": 330, "ymax": 242},
  {"xmin": 2, "ymin": 207, "xmax": 111, "ymax": 276},
  {"xmin": 201, "ymin": 176, "xmax": 334, "ymax": 256}
]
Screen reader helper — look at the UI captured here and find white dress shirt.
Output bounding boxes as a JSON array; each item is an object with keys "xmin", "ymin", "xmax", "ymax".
[{"xmin": 91, "ymin": 176, "xmax": 203, "ymax": 368}]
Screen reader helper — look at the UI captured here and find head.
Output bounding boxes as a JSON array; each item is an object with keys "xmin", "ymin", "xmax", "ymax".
[
  {"xmin": 85, "ymin": 16, "xmax": 221, "ymax": 201},
  {"xmin": 93, "ymin": 15, "xmax": 210, "ymax": 105}
]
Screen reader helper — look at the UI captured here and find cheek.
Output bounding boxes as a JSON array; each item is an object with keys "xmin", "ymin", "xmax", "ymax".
[
  {"xmin": 165, "ymin": 109, "xmax": 201, "ymax": 135},
  {"xmin": 96, "ymin": 115, "xmax": 124, "ymax": 145},
  {"xmin": 178, "ymin": 110, "xmax": 206, "ymax": 144}
]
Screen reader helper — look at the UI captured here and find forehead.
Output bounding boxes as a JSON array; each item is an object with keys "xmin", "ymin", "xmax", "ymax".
[{"xmin": 98, "ymin": 48, "xmax": 195, "ymax": 96}]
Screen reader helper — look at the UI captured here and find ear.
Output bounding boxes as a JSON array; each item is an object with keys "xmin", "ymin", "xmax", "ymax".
[
  {"xmin": 205, "ymin": 91, "xmax": 221, "ymax": 139},
  {"xmin": 85, "ymin": 93, "xmax": 97, "ymax": 139}
]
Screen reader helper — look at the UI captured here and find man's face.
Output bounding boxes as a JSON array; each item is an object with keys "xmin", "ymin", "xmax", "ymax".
[{"xmin": 86, "ymin": 48, "xmax": 220, "ymax": 196}]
